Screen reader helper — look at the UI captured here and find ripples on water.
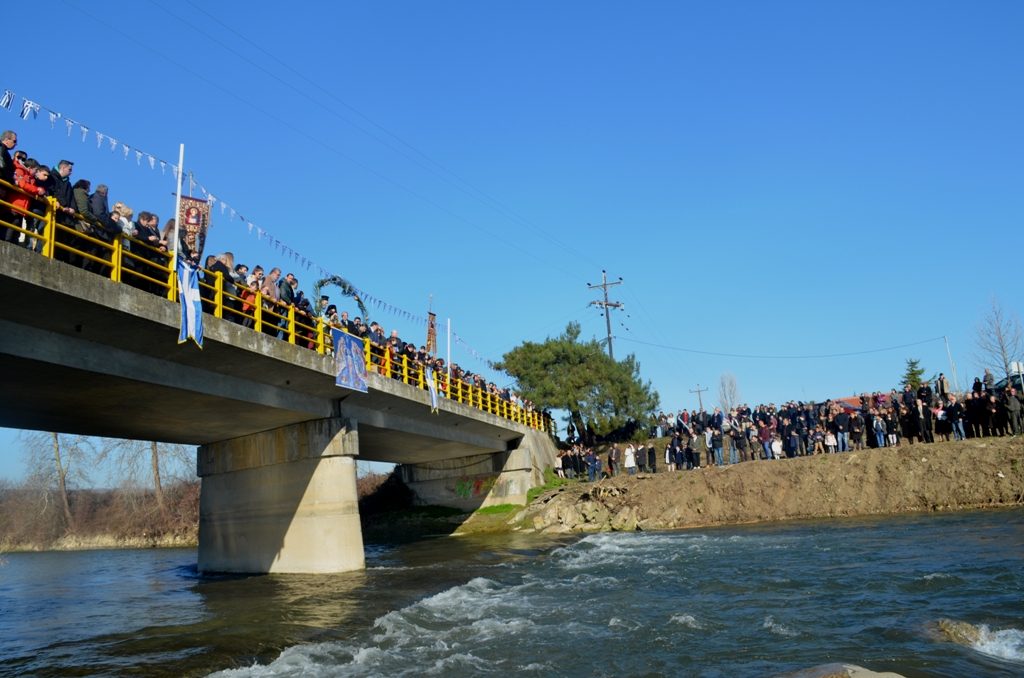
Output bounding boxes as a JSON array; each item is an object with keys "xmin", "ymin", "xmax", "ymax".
[{"xmin": 1, "ymin": 509, "xmax": 1021, "ymax": 677}]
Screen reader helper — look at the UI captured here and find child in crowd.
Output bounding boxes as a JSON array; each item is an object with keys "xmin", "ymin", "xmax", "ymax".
[
  {"xmin": 811, "ymin": 427, "xmax": 825, "ymax": 454},
  {"xmin": 824, "ymin": 430, "xmax": 837, "ymax": 454},
  {"xmin": 873, "ymin": 416, "xmax": 887, "ymax": 448}
]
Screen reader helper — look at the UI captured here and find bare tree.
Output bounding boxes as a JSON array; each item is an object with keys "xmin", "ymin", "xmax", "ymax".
[
  {"xmin": 52, "ymin": 433, "xmax": 74, "ymax": 530},
  {"xmin": 719, "ymin": 372, "xmax": 740, "ymax": 413},
  {"xmin": 974, "ymin": 298, "xmax": 1023, "ymax": 380},
  {"xmin": 94, "ymin": 438, "xmax": 194, "ymax": 498},
  {"xmin": 18, "ymin": 431, "xmax": 95, "ymax": 536}
]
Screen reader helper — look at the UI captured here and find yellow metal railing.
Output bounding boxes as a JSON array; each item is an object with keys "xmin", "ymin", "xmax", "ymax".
[{"xmin": 0, "ymin": 177, "xmax": 554, "ymax": 435}]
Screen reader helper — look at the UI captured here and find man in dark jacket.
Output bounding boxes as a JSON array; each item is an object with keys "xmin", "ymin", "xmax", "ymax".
[
  {"xmin": 917, "ymin": 399, "xmax": 934, "ymax": 444},
  {"xmin": 44, "ymin": 160, "xmax": 77, "ymax": 262},
  {"xmin": 833, "ymin": 410, "xmax": 851, "ymax": 452},
  {"xmin": 917, "ymin": 381, "xmax": 934, "ymax": 407},
  {"xmin": 901, "ymin": 385, "xmax": 916, "ymax": 409},
  {"xmin": 1005, "ymin": 388, "xmax": 1022, "ymax": 437},
  {"xmin": 849, "ymin": 411, "xmax": 866, "ymax": 450},
  {"xmin": 0, "ymin": 130, "xmax": 17, "ymax": 242},
  {"xmin": 945, "ymin": 395, "xmax": 966, "ymax": 441}
]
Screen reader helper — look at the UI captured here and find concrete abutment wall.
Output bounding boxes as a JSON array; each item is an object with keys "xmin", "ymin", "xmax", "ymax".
[
  {"xmin": 197, "ymin": 417, "xmax": 364, "ymax": 574},
  {"xmin": 397, "ymin": 429, "xmax": 559, "ymax": 510}
]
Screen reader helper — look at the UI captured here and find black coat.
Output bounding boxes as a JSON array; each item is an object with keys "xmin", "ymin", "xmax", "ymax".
[
  {"xmin": 0, "ymin": 145, "xmax": 13, "ymax": 186},
  {"xmin": 46, "ymin": 170, "xmax": 74, "ymax": 210}
]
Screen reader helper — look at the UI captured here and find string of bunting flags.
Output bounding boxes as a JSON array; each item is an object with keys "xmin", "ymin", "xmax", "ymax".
[{"xmin": 1, "ymin": 86, "xmax": 505, "ymax": 376}]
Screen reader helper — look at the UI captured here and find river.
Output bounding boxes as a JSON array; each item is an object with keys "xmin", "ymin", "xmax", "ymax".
[{"xmin": 1, "ymin": 508, "xmax": 1022, "ymax": 677}]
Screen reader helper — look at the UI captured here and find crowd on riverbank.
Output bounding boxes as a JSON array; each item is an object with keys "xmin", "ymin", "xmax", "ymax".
[
  {"xmin": 557, "ymin": 376, "xmax": 1024, "ymax": 478},
  {"xmin": 0, "ymin": 127, "xmax": 542, "ymax": 418}
]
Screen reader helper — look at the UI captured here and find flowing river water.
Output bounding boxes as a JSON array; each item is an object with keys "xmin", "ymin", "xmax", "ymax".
[{"xmin": 1, "ymin": 508, "xmax": 1022, "ymax": 677}]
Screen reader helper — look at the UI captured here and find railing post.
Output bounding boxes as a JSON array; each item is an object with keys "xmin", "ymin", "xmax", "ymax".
[
  {"xmin": 363, "ymin": 336, "xmax": 371, "ymax": 371},
  {"xmin": 111, "ymin": 235, "xmax": 122, "ymax": 283},
  {"xmin": 42, "ymin": 197, "xmax": 57, "ymax": 259},
  {"xmin": 316, "ymin": 317, "xmax": 326, "ymax": 355},
  {"xmin": 214, "ymin": 272, "xmax": 224, "ymax": 319},
  {"xmin": 402, "ymin": 355, "xmax": 409, "ymax": 384},
  {"xmin": 254, "ymin": 292, "xmax": 263, "ymax": 333},
  {"xmin": 166, "ymin": 256, "xmax": 177, "ymax": 301},
  {"xmin": 417, "ymin": 362, "xmax": 425, "ymax": 390},
  {"xmin": 287, "ymin": 306, "xmax": 296, "ymax": 344}
]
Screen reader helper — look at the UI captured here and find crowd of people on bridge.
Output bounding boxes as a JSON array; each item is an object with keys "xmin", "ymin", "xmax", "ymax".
[
  {"xmin": 556, "ymin": 372, "xmax": 1024, "ymax": 479},
  {"xmin": 0, "ymin": 127, "xmax": 543, "ymax": 419}
]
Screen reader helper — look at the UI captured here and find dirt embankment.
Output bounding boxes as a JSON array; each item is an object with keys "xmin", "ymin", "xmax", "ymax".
[{"xmin": 517, "ymin": 438, "xmax": 1024, "ymax": 534}]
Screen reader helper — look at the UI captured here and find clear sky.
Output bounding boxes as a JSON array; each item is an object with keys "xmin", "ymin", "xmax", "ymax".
[{"xmin": 2, "ymin": 1, "xmax": 1022, "ymax": 480}]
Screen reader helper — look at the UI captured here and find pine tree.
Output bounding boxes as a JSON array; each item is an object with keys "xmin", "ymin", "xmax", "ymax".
[{"xmin": 901, "ymin": 358, "xmax": 926, "ymax": 390}]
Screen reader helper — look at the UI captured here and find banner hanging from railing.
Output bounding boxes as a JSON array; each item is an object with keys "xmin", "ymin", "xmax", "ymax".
[{"xmin": 332, "ymin": 328, "xmax": 368, "ymax": 393}]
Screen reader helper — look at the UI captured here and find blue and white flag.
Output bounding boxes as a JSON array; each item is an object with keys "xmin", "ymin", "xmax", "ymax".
[
  {"xmin": 331, "ymin": 328, "xmax": 368, "ymax": 393},
  {"xmin": 425, "ymin": 366, "xmax": 439, "ymax": 413},
  {"xmin": 177, "ymin": 259, "xmax": 204, "ymax": 348}
]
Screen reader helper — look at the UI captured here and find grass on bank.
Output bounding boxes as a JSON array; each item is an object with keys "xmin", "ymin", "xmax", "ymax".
[
  {"xmin": 527, "ymin": 468, "xmax": 577, "ymax": 504},
  {"xmin": 474, "ymin": 503, "xmax": 520, "ymax": 515}
]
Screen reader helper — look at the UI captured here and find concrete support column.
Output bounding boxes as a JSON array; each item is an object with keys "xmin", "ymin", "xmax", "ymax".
[{"xmin": 197, "ymin": 417, "xmax": 364, "ymax": 574}]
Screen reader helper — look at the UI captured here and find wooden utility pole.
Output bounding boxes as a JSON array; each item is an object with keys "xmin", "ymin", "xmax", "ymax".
[
  {"xmin": 587, "ymin": 270, "xmax": 623, "ymax": 360},
  {"xmin": 690, "ymin": 384, "xmax": 708, "ymax": 411}
]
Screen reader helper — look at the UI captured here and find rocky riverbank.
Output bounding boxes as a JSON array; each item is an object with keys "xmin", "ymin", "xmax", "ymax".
[{"xmin": 515, "ymin": 438, "xmax": 1024, "ymax": 534}]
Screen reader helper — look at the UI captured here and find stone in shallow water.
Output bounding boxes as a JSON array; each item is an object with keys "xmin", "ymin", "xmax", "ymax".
[{"xmin": 935, "ymin": 618, "xmax": 982, "ymax": 645}]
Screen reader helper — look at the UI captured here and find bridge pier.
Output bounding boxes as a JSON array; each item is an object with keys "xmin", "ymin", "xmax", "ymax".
[{"xmin": 196, "ymin": 417, "xmax": 364, "ymax": 574}]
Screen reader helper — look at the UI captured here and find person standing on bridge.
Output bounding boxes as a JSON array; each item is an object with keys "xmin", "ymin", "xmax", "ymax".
[
  {"xmin": 260, "ymin": 267, "xmax": 281, "ymax": 335},
  {"xmin": 0, "ymin": 130, "xmax": 17, "ymax": 243}
]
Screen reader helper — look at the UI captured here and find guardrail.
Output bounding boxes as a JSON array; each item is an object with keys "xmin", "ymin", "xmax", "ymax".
[{"xmin": 0, "ymin": 178, "xmax": 553, "ymax": 434}]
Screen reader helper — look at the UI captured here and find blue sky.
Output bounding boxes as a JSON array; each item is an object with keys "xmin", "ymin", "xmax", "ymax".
[{"xmin": 2, "ymin": 1, "xmax": 1022, "ymax": 480}]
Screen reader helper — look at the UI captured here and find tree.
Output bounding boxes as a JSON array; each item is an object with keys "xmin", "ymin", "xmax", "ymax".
[
  {"xmin": 18, "ymin": 431, "xmax": 96, "ymax": 536},
  {"xmin": 719, "ymin": 373, "xmax": 739, "ymax": 412},
  {"xmin": 975, "ymin": 298, "xmax": 1023, "ymax": 380},
  {"xmin": 901, "ymin": 358, "xmax": 926, "ymax": 390},
  {"xmin": 94, "ymin": 438, "xmax": 194, "ymax": 515},
  {"xmin": 496, "ymin": 322, "xmax": 659, "ymax": 440}
]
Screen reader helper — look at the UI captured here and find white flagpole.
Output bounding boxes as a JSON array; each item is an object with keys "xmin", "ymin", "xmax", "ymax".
[
  {"xmin": 171, "ymin": 144, "xmax": 185, "ymax": 268},
  {"xmin": 446, "ymin": 318, "xmax": 452, "ymax": 384},
  {"xmin": 943, "ymin": 335, "xmax": 960, "ymax": 394}
]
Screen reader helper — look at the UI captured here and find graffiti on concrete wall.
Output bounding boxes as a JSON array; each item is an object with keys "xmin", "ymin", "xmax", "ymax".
[{"xmin": 453, "ymin": 474, "xmax": 512, "ymax": 499}]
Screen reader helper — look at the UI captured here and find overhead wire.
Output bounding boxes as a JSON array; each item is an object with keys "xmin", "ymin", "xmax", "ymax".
[{"xmin": 615, "ymin": 335, "xmax": 946, "ymax": 360}]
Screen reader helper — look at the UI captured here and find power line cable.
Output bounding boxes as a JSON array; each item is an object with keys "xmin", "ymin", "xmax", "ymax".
[{"xmin": 615, "ymin": 335, "xmax": 946, "ymax": 360}]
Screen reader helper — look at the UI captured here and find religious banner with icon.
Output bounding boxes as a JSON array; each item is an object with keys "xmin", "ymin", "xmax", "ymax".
[
  {"xmin": 331, "ymin": 328, "xmax": 369, "ymax": 393},
  {"xmin": 177, "ymin": 195, "xmax": 210, "ymax": 262},
  {"xmin": 426, "ymin": 312, "xmax": 438, "ymax": 356}
]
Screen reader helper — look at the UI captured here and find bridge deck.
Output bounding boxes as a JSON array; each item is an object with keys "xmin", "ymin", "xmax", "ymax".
[{"xmin": 0, "ymin": 241, "xmax": 529, "ymax": 464}]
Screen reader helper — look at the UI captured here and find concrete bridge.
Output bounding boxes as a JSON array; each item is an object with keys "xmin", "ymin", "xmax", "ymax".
[{"xmin": 0, "ymin": 240, "xmax": 557, "ymax": 574}]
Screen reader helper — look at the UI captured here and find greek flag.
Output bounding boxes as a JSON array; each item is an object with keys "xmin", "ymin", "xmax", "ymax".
[
  {"xmin": 178, "ymin": 259, "xmax": 204, "ymax": 348},
  {"xmin": 425, "ymin": 366, "xmax": 439, "ymax": 413}
]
